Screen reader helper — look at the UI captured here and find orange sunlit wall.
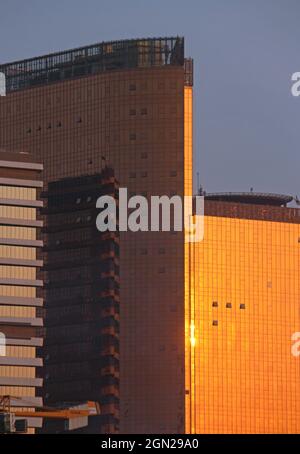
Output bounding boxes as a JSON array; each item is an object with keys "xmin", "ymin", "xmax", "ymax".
[
  {"xmin": 183, "ymin": 85, "xmax": 194, "ymax": 433},
  {"xmin": 186, "ymin": 207, "xmax": 300, "ymax": 433}
]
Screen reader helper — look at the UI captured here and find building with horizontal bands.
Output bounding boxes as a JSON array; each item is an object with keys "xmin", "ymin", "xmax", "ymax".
[{"xmin": 0, "ymin": 150, "xmax": 43, "ymax": 434}]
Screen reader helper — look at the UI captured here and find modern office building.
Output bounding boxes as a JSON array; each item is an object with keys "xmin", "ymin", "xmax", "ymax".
[
  {"xmin": 0, "ymin": 150, "xmax": 43, "ymax": 434},
  {"xmin": 0, "ymin": 37, "xmax": 193, "ymax": 433},
  {"xmin": 1, "ymin": 38, "xmax": 299, "ymax": 435},
  {"xmin": 40, "ymin": 168, "xmax": 119, "ymax": 434},
  {"xmin": 185, "ymin": 193, "xmax": 300, "ymax": 433}
]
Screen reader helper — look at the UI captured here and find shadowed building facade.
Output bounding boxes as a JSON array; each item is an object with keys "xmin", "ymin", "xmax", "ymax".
[
  {"xmin": 0, "ymin": 37, "xmax": 193, "ymax": 433},
  {"xmin": 40, "ymin": 169, "xmax": 119, "ymax": 434},
  {"xmin": 0, "ymin": 150, "xmax": 43, "ymax": 434}
]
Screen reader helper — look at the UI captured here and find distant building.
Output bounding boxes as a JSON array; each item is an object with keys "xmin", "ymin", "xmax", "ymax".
[
  {"xmin": 0, "ymin": 150, "xmax": 43, "ymax": 434},
  {"xmin": 40, "ymin": 168, "xmax": 119, "ymax": 434}
]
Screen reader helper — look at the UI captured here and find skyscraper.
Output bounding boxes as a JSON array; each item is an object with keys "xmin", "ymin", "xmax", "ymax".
[
  {"xmin": 0, "ymin": 150, "xmax": 43, "ymax": 434},
  {"xmin": 1, "ymin": 37, "xmax": 299, "ymax": 435},
  {"xmin": 0, "ymin": 37, "xmax": 193, "ymax": 433},
  {"xmin": 185, "ymin": 193, "xmax": 300, "ymax": 433}
]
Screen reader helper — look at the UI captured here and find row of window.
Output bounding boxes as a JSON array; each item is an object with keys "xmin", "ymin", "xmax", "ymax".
[
  {"xmin": 25, "ymin": 107, "xmax": 152, "ymax": 133},
  {"xmin": 129, "ymin": 81, "xmax": 178, "ymax": 91},
  {"xmin": 140, "ymin": 248, "xmax": 166, "ymax": 255},
  {"xmin": 130, "ymin": 108, "xmax": 147, "ymax": 116},
  {"xmin": 76, "ymin": 196, "xmax": 92, "ymax": 204},
  {"xmin": 129, "ymin": 170, "xmax": 177, "ymax": 178},
  {"xmin": 26, "ymin": 117, "xmax": 82, "ymax": 133},
  {"xmin": 212, "ymin": 301, "xmax": 246, "ymax": 310}
]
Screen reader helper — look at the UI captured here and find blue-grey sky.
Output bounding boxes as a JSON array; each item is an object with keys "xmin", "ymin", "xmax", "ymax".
[{"xmin": 0, "ymin": 0, "xmax": 299, "ymax": 198}]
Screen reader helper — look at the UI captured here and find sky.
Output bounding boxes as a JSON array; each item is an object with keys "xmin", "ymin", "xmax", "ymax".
[{"xmin": 0, "ymin": 0, "xmax": 299, "ymax": 199}]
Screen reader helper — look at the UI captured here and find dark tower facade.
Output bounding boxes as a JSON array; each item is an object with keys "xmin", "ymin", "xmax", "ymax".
[{"xmin": 40, "ymin": 169, "xmax": 119, "ymax": 433}]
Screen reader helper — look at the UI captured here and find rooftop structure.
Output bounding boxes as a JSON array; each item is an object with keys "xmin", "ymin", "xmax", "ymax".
[
  {"xmin": 0, "ymin": 37, "xmax": 191, "ymax": 93},
  {"xmin": 205, "ymin": 192, "xmax": 293, "ymax": 207}
]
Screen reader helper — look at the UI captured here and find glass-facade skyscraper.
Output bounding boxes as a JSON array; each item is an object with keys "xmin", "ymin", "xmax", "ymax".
[{"xmin": 0, "ymin": 38, "xmax": 299, "ymax": 434}]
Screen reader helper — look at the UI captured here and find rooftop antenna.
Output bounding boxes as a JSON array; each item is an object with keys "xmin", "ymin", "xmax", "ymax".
[
  {"xmin": 250, "ymin": 187, "xmax": 254, "ymax": 193},
  {"xmin": 294, "ymin": 195, "xmax": 300, "ymax": 206}
]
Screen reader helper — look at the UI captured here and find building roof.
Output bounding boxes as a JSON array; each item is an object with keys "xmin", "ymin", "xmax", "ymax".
[
  {"xmin": 0, "ymin": 37, "xmax": 185, "ymax": 93},
  {"xmin": 205, "ymin": 192, "xmax": 293, "ymax": 207}
]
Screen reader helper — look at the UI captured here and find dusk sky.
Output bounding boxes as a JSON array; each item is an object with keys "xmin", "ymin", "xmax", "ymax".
[{"xmin": 1, "ymin": 0, "xmax": 299, "ymax": 199}]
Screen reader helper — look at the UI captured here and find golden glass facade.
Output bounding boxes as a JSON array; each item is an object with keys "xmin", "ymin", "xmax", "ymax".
[{"xmin": 185, "ymin": 203, "xmax": 300, "ymax": 433}]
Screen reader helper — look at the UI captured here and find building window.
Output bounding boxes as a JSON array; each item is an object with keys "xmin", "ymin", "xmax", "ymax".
[
  {"xmin": 129, "ymin": 109, "xmax": 136, "ymax": 116},
  {"xmin": 141, "ymin": 108, "xmax": 147, "ymax": 115},
  {"xmin": 226, "ymin": 303, "xmax": 232, "ymax": 309},
  {"xmin": 212, "ymin": 320, "xmax": 218, "ymax": 326},
  {"xmin": 240, "ymin": 304, "xmax": 246, "ymax": 310},
  {"xmin": 129, "ymin": 83, "xmax": 136, "ymax": 91},
  {"xmin": 212, "ymin": 301, "xmax": 218, "ymax": 308}
]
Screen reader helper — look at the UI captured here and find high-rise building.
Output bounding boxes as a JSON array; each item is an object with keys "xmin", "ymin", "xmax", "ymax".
[
  {"xmin": 185, "ymin": 193, "xmax": 300, "ymax": 433},
  {"xmin": 0, "ymin": 150, "xmax": 43, "ymax": 434},
  {"xmin": 0, "ymin": 37, "xmax": 193, "ymax": 433},
  {"xmin": 1, "ymin": 38, "xmax": 299, "ymax": 435},
  {"xmin": 40, "ymin": 169, "xmax": 119, "ymax": 434}
]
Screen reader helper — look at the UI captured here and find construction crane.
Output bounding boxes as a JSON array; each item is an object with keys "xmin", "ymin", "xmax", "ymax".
[{"xmin": 0, "ymin": 395, "xmax": 100, "ymax": 433}]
